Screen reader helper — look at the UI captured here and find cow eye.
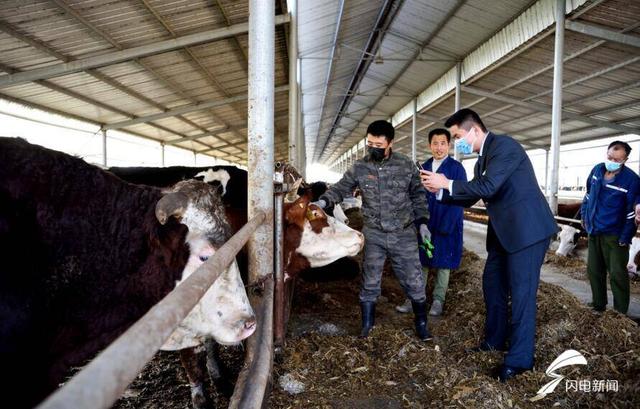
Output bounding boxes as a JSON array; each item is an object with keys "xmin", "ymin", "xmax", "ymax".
[{"xmin": 199, "ymin": 255, "xmax": 209, "ymax": 262}]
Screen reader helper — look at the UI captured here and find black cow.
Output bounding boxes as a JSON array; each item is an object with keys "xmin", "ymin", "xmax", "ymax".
[{"xmin": 0, "ymin": 138, "xmax": 255, "ymax": 409}]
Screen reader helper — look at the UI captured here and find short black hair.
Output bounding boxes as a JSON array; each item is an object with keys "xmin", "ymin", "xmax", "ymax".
[
  {"xmin": 608, "ymin": 140, "xmax": 632, "ymax": 157},
  {"xmin": 444, "ymin": 108, "xmax": 487, "ymax": 132},
  {"xmin": 366, "ymin": 120, "xmax": 395, "ymax": 141},
  {"xmin": 428, "ymin": 128, "xmax": 451, "ymax": 143}
]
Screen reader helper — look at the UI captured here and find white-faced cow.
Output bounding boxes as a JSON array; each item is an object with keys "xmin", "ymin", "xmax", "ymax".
[
  {"xmin": 0, "ymin": 138, "xmax": 254, "ymax": 409},
  {"xmin": 627, "ymin": 236, "xmax": 640, "ymax": 277},
  {"xmin": 109, "ymin": 166, "xmax": 365, "ymax": 278},
  {"xmin": 109, "ymin": 164, "xmax": 364, "ymax": 400},
  {"xmin": 553, "ymin": 202, "xmax": 586, "ymax": 257}
]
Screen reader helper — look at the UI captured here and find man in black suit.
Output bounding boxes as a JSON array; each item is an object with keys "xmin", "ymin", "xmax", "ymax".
[{"xmin": 421, "ymin": 109, "xmax": 557, "ymax": 382}]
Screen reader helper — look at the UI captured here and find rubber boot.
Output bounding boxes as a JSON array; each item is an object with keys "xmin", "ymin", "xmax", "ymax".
[
  {"xmin": 412, "ymin": 300, "xmax": 433, "ymax": 341},
  {"xmin": 359, "ymin": 302, "xmax": 375, "ymax": 338}
]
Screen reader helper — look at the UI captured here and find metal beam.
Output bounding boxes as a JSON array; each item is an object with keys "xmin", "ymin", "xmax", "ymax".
[
  {"xmin": 164, "ymin": 126, "xmax": 245, "ymax": 146},
  {"xmin": 46, "ymin": 0, "xmax": 247, "ymax": 157},
  {"xmin": 323, "ymin": 0, "xmax": 467, "ymax": 163},
  {"xmin": 566, "ymin": 20, "xmax": 640, "ymax": 49},
  {"xmin": 548, "ymin": 0, "xmax": 565, "ymax": 214},
  {"xmin": 103, "ymin": 86, "xmax": 288, "ymax": 130},
  {"xmin": 317, "ymin": 0, "xmax": 403, "ymax": 162},
  {"xmin": 454, "ymin": 60, "xmax": 462, "ymax": 160},
  {"xmin": 140, "ymin": 0, "xmax": 247, "ymax": 122},
  {"xmin": 462, "ymin": 85, "xmax": 640, "ymax": 135},
  {"xmin": 411, "ymin": 98, "xmax": 417, "ymax": 162},
  {"xmin": 0, "ymin": 14, "xmax": 290, "ymax": 88},
  {"xmin": 288, "ymin": 0, "xmax": 299, "ymax": 168},
  {"xmin": 313, "ymin": 0, "xmax": 346, "ymax": 161}
]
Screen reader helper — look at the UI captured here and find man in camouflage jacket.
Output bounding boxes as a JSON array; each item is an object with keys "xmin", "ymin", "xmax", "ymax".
[{"xmin": 314, "ymin": 120, "xmax": 433, "ymax": 341}]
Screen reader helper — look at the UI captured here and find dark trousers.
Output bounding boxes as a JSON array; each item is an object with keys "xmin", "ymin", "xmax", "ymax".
[
  {"xmin": 587, "ymin": 235, "xmax": 630, "ymax": 314},
  {"xmin": 482, "ymin": 236, "xmax": 550, "ymax": 369},
  {"xmin": 360, "ymin": 225, "xmax": 426, "ymax": 303}
]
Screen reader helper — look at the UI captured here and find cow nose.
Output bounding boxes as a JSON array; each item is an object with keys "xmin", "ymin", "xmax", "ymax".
[{"xmin": 243, "ymin": 316, "xmax": 256, "ymax": 331}]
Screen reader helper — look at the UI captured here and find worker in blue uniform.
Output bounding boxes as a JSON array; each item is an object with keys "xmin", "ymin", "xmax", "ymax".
[
  {"xmin": 581, "ymin": 141, "xmax": 639, "ymax": 314},
  {"xmin": 396, "ymin": 128, "xmax": 466, "ymax": 316}
]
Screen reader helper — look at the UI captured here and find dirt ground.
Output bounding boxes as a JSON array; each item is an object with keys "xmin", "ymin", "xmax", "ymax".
[
  {"xmin": 269, "ymin": 251, "xmax": 640, "ymax": 409},
  {"xmin": 113, "ymin": 249, "xmax": 640, "ymax": 409},
  {"xmin": 112, "ymin": 341, "xmax": 245, "ymax": 408}
]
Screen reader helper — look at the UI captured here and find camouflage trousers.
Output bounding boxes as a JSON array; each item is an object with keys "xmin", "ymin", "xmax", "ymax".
[{"xmin": 360, "ymin": 225, "xmax": 426, "ymax": 303}]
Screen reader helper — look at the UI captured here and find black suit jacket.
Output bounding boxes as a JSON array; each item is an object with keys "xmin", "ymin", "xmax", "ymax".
[{"xmin": 442, "ymin": 132, "xmax": 557, "ymax": 253}]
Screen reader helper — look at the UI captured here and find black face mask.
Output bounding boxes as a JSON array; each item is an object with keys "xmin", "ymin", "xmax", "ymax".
[{"xmin": 368, "ymin": 146, "xmax": 386, "ymax": 161}]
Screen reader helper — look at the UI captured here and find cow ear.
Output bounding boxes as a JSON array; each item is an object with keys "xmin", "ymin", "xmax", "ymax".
[
  {"xmin": 285, "ymin": 178, "xmax": 304, "ymax": 203},
  {"xmin": 285, "ymin": 198, "xmax": 307, "ymax": 228},
  {"xmin": 156, "ymin": 192, "xmax": 189, "ymax": 225}
]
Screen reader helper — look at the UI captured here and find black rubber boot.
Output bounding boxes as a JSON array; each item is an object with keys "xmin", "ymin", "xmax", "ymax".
[
  {"xmin": 359, "ymin": 302, "xmax": 376, "ymax": 338},
  {"xmin": 412, "ymin": 300, "xmax": 433, "ymax": 341}
]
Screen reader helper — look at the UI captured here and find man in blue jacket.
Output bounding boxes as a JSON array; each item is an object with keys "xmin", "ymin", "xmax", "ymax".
[
  {"xmin": 581, "ymin": 141, "xmax": 639, "ymax": 314},
  {"xmin": 421, "ymin": 109, "xmax": 557, "ymax": 382},
  {"xmin": 396, "ymin": 128, "xmax": 467, "ymax": 316}
]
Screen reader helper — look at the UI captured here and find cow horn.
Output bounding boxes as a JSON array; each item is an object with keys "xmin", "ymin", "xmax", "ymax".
[
  {"xmin": 285, "ymin": 178, "xmax": 303, "ymax": 203},
  {"xmin": 155, "ymin": 192, "xmax": 189, "ymax": 225}
]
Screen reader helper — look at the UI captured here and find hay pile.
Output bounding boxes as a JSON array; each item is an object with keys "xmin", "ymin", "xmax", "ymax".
[{"xmin": 270, "ymin": 251, "xmax": 640, "ymax": 408}]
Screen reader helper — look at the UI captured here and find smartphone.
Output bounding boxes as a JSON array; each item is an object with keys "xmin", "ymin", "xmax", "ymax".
[{"xmin": 415, "ymin": 160, "xmax": 424, "ymax": 172}]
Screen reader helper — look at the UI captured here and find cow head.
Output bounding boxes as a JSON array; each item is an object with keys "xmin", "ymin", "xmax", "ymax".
[
  {"xmin": 283, "ymin": 180, "xmax": 364, "ymax": 279},
  {"xmin": 627, "ymin": 237, "xmax": 640, "ymax": 276},
  {"xmin": 157, "ymin": 180, "xmax": 255, "ymax": 345},
  {"xmin": 555, "ymin": 224, "xmax": 581, "ymax": 257}
]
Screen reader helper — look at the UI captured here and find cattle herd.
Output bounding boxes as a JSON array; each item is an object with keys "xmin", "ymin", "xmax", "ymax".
[
  {"xmin": 0, "ymin": 137, "xmax": 363, "ymax": 408},
  {"xmin": 7, "ymin": 137, "xmax": 635, "ymax": 409}
]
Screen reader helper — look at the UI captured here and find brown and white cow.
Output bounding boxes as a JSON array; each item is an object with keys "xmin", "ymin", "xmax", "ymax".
[
  {"xmin": 109, "ymin": 164, "xmax": 364, "ymax": 404},
  {"xmin": 109, "ymin": 166, "xmax": 365, "ymax": 279},
  {"xmin": 282, "ymin": 179, "xmax": 364, "ymax": 280},
  {"xmin": 0, "ymin": 138, "xmax": 254, "ymax": 409}
]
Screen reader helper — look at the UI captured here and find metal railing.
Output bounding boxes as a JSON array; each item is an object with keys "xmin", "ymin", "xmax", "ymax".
[
  {"xmin": 230, "ymin": 166, "xmax": 296, "ymax": 407},
  {"xmin": 36, "ymin": 211, "xmax": 266, "ymax": 409},
  {"xmin": 467, "ymin": 205, "xmax": 581, "ymax": 225}
]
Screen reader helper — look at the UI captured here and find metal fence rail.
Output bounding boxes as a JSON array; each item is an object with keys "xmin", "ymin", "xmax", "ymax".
[
  {"xmin": 467, "ymin": 205, "xmax": 581, "ymax": 225},
  {"xmin": 36, "ymin": 211, "xmax": 266, "ymax": 409}
]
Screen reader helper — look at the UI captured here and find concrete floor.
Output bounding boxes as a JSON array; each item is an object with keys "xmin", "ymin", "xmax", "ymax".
[{"xmin": 463, "ymin": 221, "xmax": 640, "ymax": 319}]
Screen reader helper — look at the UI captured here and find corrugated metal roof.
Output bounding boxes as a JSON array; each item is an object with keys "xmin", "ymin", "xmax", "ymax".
[
  {"xmin": 325, "ymin": 0, "xmax": 640, "ymax": 169},
  {"xmin": 2, "ymin": 0, "xmax": 638, "ymax": 168},
  {"xmin": 388, "ymin": 0, "xmax": 640, "ymax": 162},
  {"xmin": 0, "ymin": 0, "xmax": 291, "ymax": 164}
]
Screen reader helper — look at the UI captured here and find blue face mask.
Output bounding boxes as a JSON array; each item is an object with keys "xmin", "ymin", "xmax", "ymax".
[
  {"xmin": 605, "ymin": 160, "xmax": 623, "ymax": 172},
  {"xmin": 454, "ymin": 129, "xmax": 476, "ymax": 156}
]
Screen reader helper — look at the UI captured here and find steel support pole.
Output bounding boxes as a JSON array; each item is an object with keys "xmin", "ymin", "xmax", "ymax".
[
  {"xmin": 411, "ymin": 98, "xmax": 417, "ymax": 162},
  {"xmin": 297, "ymin": 58, "xmax": 306, "ymax": 177},
  {"xmin": 229, "ymin": 0, "xmax": 274, "ymax": 406},
  {"xmin": 161, "ymin": 143, "xmax": 165, "ymax": 166},
  {"xmin": 101, "ymin": 129, "xmax": 107, "ymax": 167},
  {"xmin": 545, "ymin": 148, "xmax": 550, "ymax": 197},
  {"xmin": 454, "ymin": 61, "xmax": 462, "ymax": 160},
  {"xmin": 548, "ymin": 0, "xmax": 565, "ymax": 214},
  {"xmin": 288, "ymin": 0, "xmax": 298, "ymax": 169},
  {"xmin": 273, "ymin": 170, "xmax": 285, "ymax": 348}
]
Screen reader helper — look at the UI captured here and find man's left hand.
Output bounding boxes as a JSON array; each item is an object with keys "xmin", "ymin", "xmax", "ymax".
[
  {"xmin": 420, "ymin": 170, "xmax": 450, "ymax": 193},
  {"xmin": 419, "ymin": 224, "xmax": 431, "ymax": 242},
  {"xmin": 635, "ymin": 203, "xmax": 640, "ymax": 224}
]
